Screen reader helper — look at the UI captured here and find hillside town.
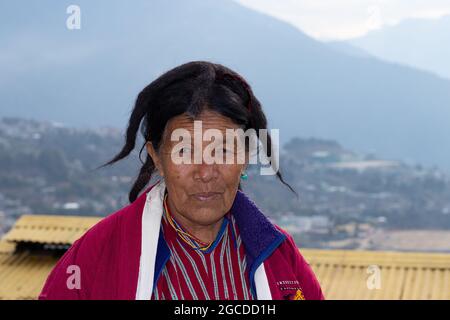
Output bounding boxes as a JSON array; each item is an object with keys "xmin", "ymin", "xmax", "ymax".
[{"xmin": 1, "ymin": 117, "xmax": 450, "ymax": 252}]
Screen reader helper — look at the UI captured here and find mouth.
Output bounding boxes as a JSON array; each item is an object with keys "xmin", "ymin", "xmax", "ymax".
[{"xmin": 191, "ymin": 192, "xmax": 223, "ymax": 201}]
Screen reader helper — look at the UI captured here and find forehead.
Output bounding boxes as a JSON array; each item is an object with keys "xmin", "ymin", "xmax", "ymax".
[{"xmin": 165, "ymin": 110, "xmax": 241, "ymax": 134}]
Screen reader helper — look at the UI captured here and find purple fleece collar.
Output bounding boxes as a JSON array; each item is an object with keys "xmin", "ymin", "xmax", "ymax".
[{"xmin": 230, "ymin": 190, "xmax": 285, "ymax": 267}]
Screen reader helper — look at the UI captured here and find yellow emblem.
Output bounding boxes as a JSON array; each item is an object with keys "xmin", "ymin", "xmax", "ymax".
[{"xmin": 293, "ymin": 289, "xmax": 305, "ymax": 300}]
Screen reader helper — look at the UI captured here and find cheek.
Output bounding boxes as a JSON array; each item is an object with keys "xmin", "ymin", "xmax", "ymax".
[
  {"xmin": 220, "ymin": 166, "xmax": 243, "ymax": 209},
  {"xmin": 162, "ymin": 162, "xmax": 197, "ymax": 197},
  {"xmin": 221, "ymin": 164, "xmax": 244, "ymax": 187},
  {"xmin": 164, "ymin": 163, "xmax": 188, "ymax": 184},
  {"xmin": 161, "ymin": 153, "xmax": 185, "ymax": 178},
  {"xmin": 163, "ymin": 166, "xmax": 191, "ymax": 206}
]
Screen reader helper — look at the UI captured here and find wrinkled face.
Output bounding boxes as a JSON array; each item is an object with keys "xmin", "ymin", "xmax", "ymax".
[{"xmin": 146, "ymin": 110, "xmax": 247, "ymax": 227}]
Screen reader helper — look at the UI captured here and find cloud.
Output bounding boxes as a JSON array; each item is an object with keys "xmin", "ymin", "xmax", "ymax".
[{"xmin": 235, "ymin": 0, "xmax": 450, "ymax": 40}]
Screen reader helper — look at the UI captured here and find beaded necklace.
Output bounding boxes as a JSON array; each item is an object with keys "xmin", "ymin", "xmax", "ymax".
[{"xmin": 163, "ymin": 193, "xmax": 214, "ymax": 252}]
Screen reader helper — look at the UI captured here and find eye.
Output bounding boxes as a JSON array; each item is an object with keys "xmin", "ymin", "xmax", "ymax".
[{"xmin": 180, "ymin": 147, "xmax": 191, "ymax": 154}]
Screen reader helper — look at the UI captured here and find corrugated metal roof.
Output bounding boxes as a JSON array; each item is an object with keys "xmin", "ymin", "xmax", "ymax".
[
  {"xmin": 0, "ymin": 244, "xmax": 58, "ymax": 300},
  {"xmin": 0, "ymin": 215, "xmax": 449, "ymax": 300},
  {"xmin": 301, "ymin": 249, "xmax": 450, "ymax": 300},
  {"xmin": 3, "ymin": 214, "xmax": 101, "ymax": 245}
]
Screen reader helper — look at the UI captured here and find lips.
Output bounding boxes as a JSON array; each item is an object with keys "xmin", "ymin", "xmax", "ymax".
[{"xmin": 192, "ymin": 192, "xmax": 222, "ymax": 201}]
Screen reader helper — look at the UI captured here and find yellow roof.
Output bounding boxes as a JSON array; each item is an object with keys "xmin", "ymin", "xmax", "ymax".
[
  {"xmin": 0, "ymin": 214, "xmax": 102, "ymax": 300},
  {"xmin": 301, "ymin": 249, "xmax": 450, "ymax": 300},
  {"xmin": 2, "ymin": 214, "xmax": 101, "ymax": 245},
  {"xmin": 1, "ymin": 214, "xmax": 449, "ymax": 300},
  {"xmin": 0, "ymin": 243, "xmax": 58, "ymax": 300}
]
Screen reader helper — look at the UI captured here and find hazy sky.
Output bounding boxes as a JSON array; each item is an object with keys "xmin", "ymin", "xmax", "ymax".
[{"xmin": 236, "ymin": 0, "xmax": 450, "ymax": 40}]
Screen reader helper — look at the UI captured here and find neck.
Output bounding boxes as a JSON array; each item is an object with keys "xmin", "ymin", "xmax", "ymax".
[{"xmin": 166, "ymin": 196, "xmax": 224, "ymax": 244}]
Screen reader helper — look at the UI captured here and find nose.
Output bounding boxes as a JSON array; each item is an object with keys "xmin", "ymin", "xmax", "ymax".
[{"xmin": 193, "ymin": 162, "xmax": 219, "ymax": 182}]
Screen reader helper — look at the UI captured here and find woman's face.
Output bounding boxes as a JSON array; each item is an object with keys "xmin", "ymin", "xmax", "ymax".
[{"xmin": 146, "ymin": 110, "xmax": 247, "ymax": 227}]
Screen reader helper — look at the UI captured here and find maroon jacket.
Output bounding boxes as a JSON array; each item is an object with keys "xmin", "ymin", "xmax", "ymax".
[{"xmin": 39, "ymin": 181, "xmax": 324, "ymax": 300}]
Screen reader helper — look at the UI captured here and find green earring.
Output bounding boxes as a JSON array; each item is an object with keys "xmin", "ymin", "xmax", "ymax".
[{"xmin": 240, "ymin": 172, "xmax": 248, "ymax": 180}]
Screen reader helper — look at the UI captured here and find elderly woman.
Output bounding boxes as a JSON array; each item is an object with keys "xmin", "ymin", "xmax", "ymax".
[{"xmin": 39, "ymin": 61, "xmax": 324, "ymax": 300}]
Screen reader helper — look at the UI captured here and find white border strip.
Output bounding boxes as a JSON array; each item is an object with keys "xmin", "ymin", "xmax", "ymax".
[
  {"xmin": 255, "ymin": 262, "xmax": 273, "ymax": 300},
  {"xmin": 135, "ymin": 180, "xmax": 166, "ymax": 300}
]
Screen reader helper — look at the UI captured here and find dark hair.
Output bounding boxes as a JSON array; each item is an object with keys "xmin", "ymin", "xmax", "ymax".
[{"xmin": 100, "ymin": 61, "xmax": 295, "ymax": 202}]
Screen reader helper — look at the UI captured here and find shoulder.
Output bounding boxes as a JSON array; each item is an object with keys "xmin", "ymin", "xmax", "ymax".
[
  {"xmin": 70, "ymin": 190, "xmax": 147, "ymax": 258},
  {"xmin": 39, "ymin": 187, "xmax": 149, "ymax": 299},
  {"xmin": 70, "ymin": 184, "xmax": 153, "ymax": 253},
  {"xmin": 273, "ymin": 224, "xmax": 299, "ymax": 255},
  {"xmin": 272, "ymin": 224, "xmax": 325, "ymax": 300},
  {"xmin": 81, "ymin": 192, "xmax": 145, "ymax": 245}
]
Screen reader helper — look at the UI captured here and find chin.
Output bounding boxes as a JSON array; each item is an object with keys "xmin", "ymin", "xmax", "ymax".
[{"xmin": 190, "ymin": 208, "xmax": 225, "ymax": 225}]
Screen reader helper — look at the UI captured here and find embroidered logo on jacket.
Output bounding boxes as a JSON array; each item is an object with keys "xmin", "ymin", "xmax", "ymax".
[{"xmin": 276, "ymin": 280, "xmax": 305, "ymax": 300}]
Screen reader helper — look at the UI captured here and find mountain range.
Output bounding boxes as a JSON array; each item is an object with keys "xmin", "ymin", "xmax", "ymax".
[
  {"xmin": 344, "ymin": 15, "xmax": 450, "ymax": 80},
  {"xmin": 1, "ymin": 0, "xmax": 450, "ymax": 173}
]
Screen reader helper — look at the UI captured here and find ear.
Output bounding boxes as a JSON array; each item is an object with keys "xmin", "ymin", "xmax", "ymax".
[{"xmin": 146, "ymin": 141, "xmax": 164, "ymax": 177}]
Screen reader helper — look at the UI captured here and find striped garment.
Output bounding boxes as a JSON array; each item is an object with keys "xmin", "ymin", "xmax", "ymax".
[{"xmin": 151, "ymin": 208, "xmax": 254, "ymax": 300}]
